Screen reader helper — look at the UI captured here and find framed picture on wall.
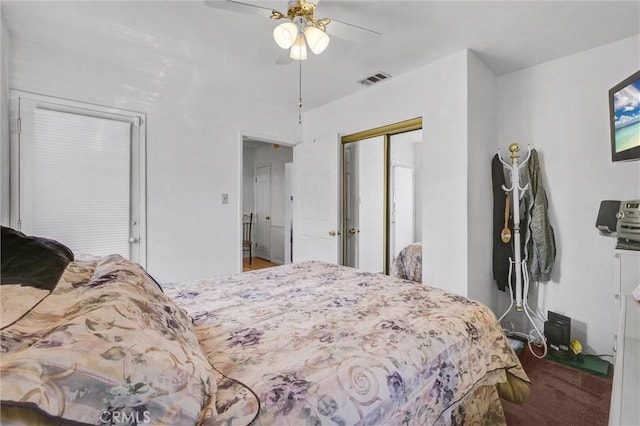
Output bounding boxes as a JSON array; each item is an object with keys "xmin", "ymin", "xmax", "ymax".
[{"xmin": 609, "ymin": 69, "xmax": 640, "ymax": 162}]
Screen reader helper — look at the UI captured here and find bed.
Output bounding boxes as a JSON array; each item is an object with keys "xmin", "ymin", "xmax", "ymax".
[{"xmin": 1, "ymin": 228, "xmax": 529, "ymax": 425}]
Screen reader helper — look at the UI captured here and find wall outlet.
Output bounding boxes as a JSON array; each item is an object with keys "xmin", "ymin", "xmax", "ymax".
[{"xmin": 222, "ymin": 193, "xmax": 229, "ymax": 204}]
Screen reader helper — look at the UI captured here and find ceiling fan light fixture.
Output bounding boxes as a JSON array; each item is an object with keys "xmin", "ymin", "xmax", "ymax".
[
  {"xmin": 273, "ymin": 22, "xmax": 298, "ymax": 49},
  {"xmin": 290, "ymin": 35, "xmax": 308, "ymax": 60},
  {"xmin": 304, "ymin": 25, "xmax": 329, "ymax": 55}
]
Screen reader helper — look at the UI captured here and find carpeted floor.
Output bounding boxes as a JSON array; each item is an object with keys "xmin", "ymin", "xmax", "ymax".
[{"xmin": 502, "ymin": 348, "xmax": 613, "ymax": 425}]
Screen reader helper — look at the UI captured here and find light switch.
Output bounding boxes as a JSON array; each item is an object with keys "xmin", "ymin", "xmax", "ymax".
[{"xmin": 222, "ymin": 193, "xmax": 229, "ymax": 204}]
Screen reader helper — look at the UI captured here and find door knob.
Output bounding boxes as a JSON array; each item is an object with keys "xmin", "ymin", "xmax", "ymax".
[
  {"xmin": 128, "ymin": 237, "xmax": 138, "ymax": 243},
  {"xmin": 348, "ymin": 227, "xmax": 359, "ymax": 235},
  {"xmin": 329, "ymin": 230, "xmax": 336, "ymax": 236},
  {"xmin": 266, "ymin": 216, "xmax": 271, "ymax": 220}
]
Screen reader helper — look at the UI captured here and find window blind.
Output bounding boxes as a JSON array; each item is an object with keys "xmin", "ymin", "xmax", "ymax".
[{"xmin": 27, "ymin": 108, "xmax": 132, "ymax": 257}]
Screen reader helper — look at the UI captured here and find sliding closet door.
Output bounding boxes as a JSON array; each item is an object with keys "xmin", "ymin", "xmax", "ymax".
[
  {"xmin": 11, "ymin": 93, "xmax": 146, "ymax": 265},
  {"xmin": 356, "ymin": 135, "xmax": 385, "ymax": 273},
  {"xmin": 388, "ymin": 129, "xmax": 421, "ymax": 271},
  {"xmin": 390, "ymin": 164, "xmax": 415, "ymax": 258},
  {"xmin": 341, "ymin": 119, "xmax": 422, "ymax": 274}
]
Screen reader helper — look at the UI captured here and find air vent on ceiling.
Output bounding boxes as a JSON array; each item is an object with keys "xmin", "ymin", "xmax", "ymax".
[{"xmin": 358, "ymin": 71, "xmax": 391, "ymax": 86}]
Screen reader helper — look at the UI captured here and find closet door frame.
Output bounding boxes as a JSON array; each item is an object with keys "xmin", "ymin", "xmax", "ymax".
[{"xmin": 341, "ymin": 117, "xmax": 422, "ymax": 275}]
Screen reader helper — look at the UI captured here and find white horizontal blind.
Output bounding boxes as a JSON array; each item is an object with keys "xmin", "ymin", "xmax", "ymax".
[{"xmin": 27, "ymin": 108, "xmax": 131, "ymax": 257}]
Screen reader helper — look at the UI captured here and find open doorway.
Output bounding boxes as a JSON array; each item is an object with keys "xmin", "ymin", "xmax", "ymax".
[{"xmin": 242, "ymin": 137, "xmax": 293, "ymax": 271}]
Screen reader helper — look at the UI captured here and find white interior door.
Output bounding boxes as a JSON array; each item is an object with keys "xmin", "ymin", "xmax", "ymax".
[
  {"xmin": 255, "ymin": 164, "xmax": 271, "ymax": 260},
  {"xmin": 11, "ymin": 93, "xmax": 146, "ymax": 265},
  {"xmin": 293, "ymin": 133, "xmax": 340, "ymax": 263},
  {"xmin": 357, "ymin": 136, "xmax": 385, "ymax": 273}
]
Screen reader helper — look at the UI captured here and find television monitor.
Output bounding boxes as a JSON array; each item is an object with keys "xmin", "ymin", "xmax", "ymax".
[{"xmin": 609, "ymin": 70, "xmax": 640, "ymax": 162}]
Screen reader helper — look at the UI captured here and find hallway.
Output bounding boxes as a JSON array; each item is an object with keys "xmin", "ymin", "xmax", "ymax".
[{"xmin": 243, "ymin": 257, "xmax": 278, "ymax": 272}]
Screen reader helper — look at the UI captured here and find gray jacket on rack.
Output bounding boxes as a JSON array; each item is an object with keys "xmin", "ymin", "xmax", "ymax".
[{"xmin": 523, "ymin": 149, "xmax": 556, "ymax": 282}]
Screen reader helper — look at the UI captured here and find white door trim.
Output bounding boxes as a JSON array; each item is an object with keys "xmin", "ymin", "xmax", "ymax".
[{"xmin": 284, "ymin": 162, "xmax": 293, "ymax": 264}]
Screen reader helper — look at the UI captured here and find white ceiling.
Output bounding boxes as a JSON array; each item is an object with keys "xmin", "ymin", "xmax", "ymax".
[{"xmin": 3, "ymin": 0, "xmax": 639, "ymax": 114}]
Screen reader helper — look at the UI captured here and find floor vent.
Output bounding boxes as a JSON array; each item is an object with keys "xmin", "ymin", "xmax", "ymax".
[{"xmin": 358, "ymin": 71, "xmax": 391, "ymax": 86}]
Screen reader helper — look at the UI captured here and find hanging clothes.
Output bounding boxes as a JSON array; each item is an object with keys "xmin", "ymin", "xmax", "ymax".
[
  {"xmin": 524, "ymin": 149, "xmax": 556, "ymax": 282},
  {"xmin": 491, "ymin": 154, "xmax": 511, "ymax": 291}
]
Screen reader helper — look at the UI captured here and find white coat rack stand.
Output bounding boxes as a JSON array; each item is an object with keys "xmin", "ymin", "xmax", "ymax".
[{"xmin": 497, "ymin": 143, "xmax": 547, "ymax": 358}]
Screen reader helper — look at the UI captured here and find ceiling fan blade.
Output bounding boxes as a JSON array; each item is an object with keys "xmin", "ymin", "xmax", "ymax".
[
  {"xmin": 330, "ymin": 18, "xmax": 381, "ymax": 37},
  {"xmin": 326, "ymin": 18, "xmax": 381, "ymax": 43},
  {"xmin": 275, "ymin": 51, "xmax": 293, "ymax": 65},
  {"xmin": 311, "ymin": 1, "xmax": 381, "ymax": 43},
  {"xmin": 204, "ymin": 0, "xmax": 274, "ymax": 15}
]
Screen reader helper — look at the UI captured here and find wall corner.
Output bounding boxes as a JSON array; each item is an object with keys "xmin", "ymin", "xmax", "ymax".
[
  {"xmin": 1, "ymin": 5, "xmax": 11, "ymax": 225},
  {"xmin": 466, "ymin": 50, "xmax": 499, "ymax": 310}
]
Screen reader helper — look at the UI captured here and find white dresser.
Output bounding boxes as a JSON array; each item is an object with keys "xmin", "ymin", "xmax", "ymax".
[
  {"xmin": 609, "ymin": 249, "xmax": 640, "ymax": 426},
  {"xmin": 612, "ymin": 250, "xmax": 639, "ymax": 331}
]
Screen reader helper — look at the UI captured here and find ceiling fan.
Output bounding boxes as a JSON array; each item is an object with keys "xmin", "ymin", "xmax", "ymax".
[{"xmin": 204, "ymin": 0, "xmax": 381, "ymax": 64}]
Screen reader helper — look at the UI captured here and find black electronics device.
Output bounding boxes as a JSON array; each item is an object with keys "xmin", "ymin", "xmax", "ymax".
[
  {"xmin": 544, "ymin": 311, "xmax": 571, "ymax": 358},
  {"xmin": 597, "ymin": 199, "xmax": 640, "ymax": 250},
  {"xmin": 595, "ymin": 200, "xmax": 621, "ymax": 235}
]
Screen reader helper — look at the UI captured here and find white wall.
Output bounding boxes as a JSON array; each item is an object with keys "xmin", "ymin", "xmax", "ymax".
[
  {"xmin": 421, "ymin": 52, "xmax": 472, "ymax": 298},
  {"xmin": 7, "ymin": 37, "xmax": 302, "ymax": 283},
  {"xmin": 0, "ymin": 6, "xmax": 9, "ymax": 224},
  {"xmin": 466, "ymin": 52, "xmax": 499, "ymax": 308},
  {"xmin": 304, "ymin": 50, "xmax": 495, "ymax": 305},
  {"xmin": 413, "ymin": 142, "xmax": 423, "ymax": 244},
  {"xmin": 497, "ymin": 35, "xmax": 640, "ymax": 355}
]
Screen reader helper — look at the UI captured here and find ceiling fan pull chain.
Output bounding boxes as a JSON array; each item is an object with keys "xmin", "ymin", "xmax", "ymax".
[{"xmin": 298, "ymin": 58, "xmax": 303, "ymax": 124}]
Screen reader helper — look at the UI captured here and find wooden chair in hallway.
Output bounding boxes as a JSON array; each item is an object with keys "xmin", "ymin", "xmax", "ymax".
[{"xmin": 243, "ymin": 213, "xmax": 253, "ymax": 265}]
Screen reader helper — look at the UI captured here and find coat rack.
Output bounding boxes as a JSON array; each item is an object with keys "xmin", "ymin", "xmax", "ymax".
[{"xmin": 497, "ymin": 143, "xmax": 547, "ymax": 358}]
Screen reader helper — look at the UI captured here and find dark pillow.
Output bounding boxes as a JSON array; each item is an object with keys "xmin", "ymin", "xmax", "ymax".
[{"xmin": 1, "ymin": 226, "xmax": 74, "ymax": 291}]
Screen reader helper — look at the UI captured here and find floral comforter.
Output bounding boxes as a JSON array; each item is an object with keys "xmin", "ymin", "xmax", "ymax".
[
  {"xmin": 164, "ymin": 261, "xmax": 529, "ymax": 425},
  {"xmin": 1, "ymin": 255, "xmax": 217, "ymax": 426}
]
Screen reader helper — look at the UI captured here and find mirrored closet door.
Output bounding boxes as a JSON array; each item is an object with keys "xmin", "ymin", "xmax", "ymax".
[
  {"xmin": 342, "ymin": 118, "xmax": 422, "ymax": 274},
  {"xmin": 389, "ymin": 129, "xmax": 423, "ymax": 268}
]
